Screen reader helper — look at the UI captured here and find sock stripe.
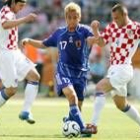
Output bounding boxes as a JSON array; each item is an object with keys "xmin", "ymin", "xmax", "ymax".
[
  {"xmin": 122, "ymin": 104, "xmax": 131, "ymax": 112},
  {"xmin": 1, "ymin": 89, "xmax": 9, "ymax": 100},
  {"xmin": 95, "ymin": 92, "xmax": 104, "ymax": 96},
  {"xmin": 28, "ymin": 81, "xmax": 39, "ymax": 86}
]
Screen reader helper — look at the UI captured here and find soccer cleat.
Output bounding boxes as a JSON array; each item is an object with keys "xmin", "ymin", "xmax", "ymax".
[
  {"xmin": 19, "ymin": 111, "xmax": 35, "ymax": 124},
  {"xmin": 63, "ymin": 117, "xmax": 69, "ymax": 123},
  {"xmin": 80, "ymin": 133, "xmax": 92, "ymax": 138},
  {"xmin": 80, "ymin": 124, "xmax": 97, "ymax": 137},
  {"xmin": 62, "ymin": 116, "xmax": 73, "ymax": 123},
  {"xmin": 86, "ymin": 123, "xmax": 98, "ymax": 134}
]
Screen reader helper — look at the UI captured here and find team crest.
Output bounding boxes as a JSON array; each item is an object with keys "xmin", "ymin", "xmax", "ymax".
[
  {"xmin": 75, "ymin": 40, "xmax": 81, "ymax": 48},
  {"xmin": 126, "ymin": 29, "xmax": 133, "ymax": 38}
]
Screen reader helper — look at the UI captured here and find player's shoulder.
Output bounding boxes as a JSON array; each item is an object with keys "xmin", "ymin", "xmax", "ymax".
[
  {"xmin": 132, "ymin": 20, "xmax": 140, "ymax": 26},
  {"xmin": 0, "ymin": 5, "xmax": 10, "ymax": 13},
  {"xmin": 54, "ymin": 26, "xmax": 67, "ymax": 34},
  {"xmin": 126, "ymin": 20, "xmax": 140, "ymax": 30},
  {"xmin": 77, "ymin": 24, "xmax": 93, "ymax": 35},
  {"xmin": 78, "ymin": 24, "xmax": 91, "ymax": 31}
]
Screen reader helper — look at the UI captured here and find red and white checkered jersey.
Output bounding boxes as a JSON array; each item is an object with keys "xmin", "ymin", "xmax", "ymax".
[
  {"xmin": 102, "ymin": 20, "xmax": 140, "ymax": 65},
  {"xmin": 0, "ymin": 6, "xmax": 18, "ymax": 50}
]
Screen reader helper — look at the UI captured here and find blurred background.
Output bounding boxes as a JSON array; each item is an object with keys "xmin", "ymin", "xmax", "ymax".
[{"xmin": 1, "ymin": 0, "xmax": 140, "ymax": 98}]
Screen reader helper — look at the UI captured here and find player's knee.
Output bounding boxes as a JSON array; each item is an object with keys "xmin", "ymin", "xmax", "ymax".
[
  {"xmin": 96, "ymin": 84, "xmax": 103, "ymax": 92},
  {"xmin": 27, "ymin": 71, "xmax": 40, "ymax": 82},
  {"xmin": 115, "ymin": 102, "xmax": 125, "ymax": 111},
  {"xmin": 5, "ymin": 87, "xmax": 17, "ymax": 97},
  {"xmin": 34, "ymin": 72, "xmax": 40, "ymax": 81}
]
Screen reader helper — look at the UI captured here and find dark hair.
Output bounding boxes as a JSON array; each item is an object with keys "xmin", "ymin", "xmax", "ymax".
[
  {"xmin": 4, "ymin": 0, "xmax": 27, "ymax": 7},
  {"xmin": 112, "ymin": 4, "xmax": 128, "ymax": 15}
]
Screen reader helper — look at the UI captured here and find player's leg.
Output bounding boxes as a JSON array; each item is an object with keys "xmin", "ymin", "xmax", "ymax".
[
  {"xmin": 16, "ymin": 52, "xmax": 40, "ymax": 124},
  {"xmin": 63, "ymin": 86, "xmax": 95, "ymax": 134},
  {"xmin": 64, "ymin": 80, "xmax": 85, "ymax": 122},
  {"xmin": 110, "ymin": 65, "xmax": 140, "ymax": 125},
  {"xmin": 0, "ymin": 51, "xmax": 18, "ymax": 107},
  {"xmin": 56, "ymin": 74, "xmax": 94, "ymax": 134},
  {"xmin": 19, "ymin": 68, "xmax": 40, "ymax": 124},
  {"xmin": 92, "ymin": 93, "xmax": 106, "ymax": 126},
  {"xmin": 78, "ymin": 100, "xmax": 83, "ymax": 111},
  {"xmin": 90, "ymin": 78, "xmax": 113, "ymax": 136},
  {"xmin": 73, "ymin": 78, "xmax": 85, "ymax": 112},
  {"xmin": 62, "ymin": 85, "xmax": 85, "ymax": 130},
  {"xmin": 0, "ymin": 87, "xmax": 17, "ymax": 107},
  {"xmin": 63, "ymin": 100, "xmax": 83, "ymax": 122},
  {"xmin": 92, "ymin": 78, "xmax": 112, "ymax": 126},
  {"xmin": 113, "ymin": 95, "xmax": 140, "ymax": 125},
  {"xmin": 0, "ymin": 78, "xmax": 6, "ymax": 105},
  {"xmin": 73, "ymin": 78, "xmax": 98, "ymax": 137},
  {"xmin": 0, "ymin": 79, "xmax": 4, "ymax": 89}
]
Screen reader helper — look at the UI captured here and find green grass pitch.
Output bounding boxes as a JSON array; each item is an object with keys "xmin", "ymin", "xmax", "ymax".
[{"xmin": 0, "ymin": 96, "xmax": 139, "ymax": 140}]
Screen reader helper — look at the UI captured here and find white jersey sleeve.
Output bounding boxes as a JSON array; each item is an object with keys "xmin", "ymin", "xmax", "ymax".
[
  {"xmin": 0, "ymin": 6, "xmax": 18, "ymax": 50},
  {"xmin": 0, "ymin": 6, "xmax": 13, "ymax": 25}
]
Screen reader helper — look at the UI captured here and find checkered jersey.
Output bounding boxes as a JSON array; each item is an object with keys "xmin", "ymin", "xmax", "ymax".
[
  {"xmin": 102, "ymin": 21, "xmax": 140, "ymax": 65},
  {"xmin": 0, "ymin": 6, "xmax": 18, "ymax": 50}
]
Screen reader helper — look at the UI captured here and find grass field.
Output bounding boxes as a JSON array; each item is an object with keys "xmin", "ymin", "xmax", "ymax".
[{"xmin": 0, "ymin": 96, "xmax": 139, "ymax": 140}]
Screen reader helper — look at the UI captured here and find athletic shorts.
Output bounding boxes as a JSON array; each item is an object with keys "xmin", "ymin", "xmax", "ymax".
[
  {"xmin": 0, "ymin": 49, "xmax": 35, "ymax": 88},
  {"xmin": 55, "ymin": 72, "xmax": 87, "ymax": 101},
  {"xmin": 106, "ymin": 64, "xmax": 133, "ymax": 97}
]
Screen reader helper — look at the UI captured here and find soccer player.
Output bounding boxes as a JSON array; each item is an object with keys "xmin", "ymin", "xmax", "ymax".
[
  {"xmin": 90, "ymin": 3, "xmax": 140, "ymax": 135},
  {"xmin": 21, "ymin": 2, "xmax": 97, "ymax": 135},
  {"xmin": 0, "ymin": 0, "xmax": 40, "ymax": 124}
]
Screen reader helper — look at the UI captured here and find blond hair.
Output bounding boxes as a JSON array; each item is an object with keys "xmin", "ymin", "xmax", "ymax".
[{"xmin": 64, "ymin": 2, "xmax": 81, "ymax": 18}]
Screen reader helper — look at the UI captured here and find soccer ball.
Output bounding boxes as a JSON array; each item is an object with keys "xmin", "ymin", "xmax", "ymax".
[{"xmin": 62, "ymin": 121, "xmax": 80, "ymax": 138}]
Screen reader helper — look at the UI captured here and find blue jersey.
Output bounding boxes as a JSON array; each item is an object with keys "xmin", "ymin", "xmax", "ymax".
[{"xmin": 43, "ymin": 24, "xmax": 93, "ymax": 78}]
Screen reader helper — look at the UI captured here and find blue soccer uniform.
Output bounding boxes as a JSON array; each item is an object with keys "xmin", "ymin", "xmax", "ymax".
[{"xmin": 43, "ymin": 24, "xmax": 93, "ymax": 101}]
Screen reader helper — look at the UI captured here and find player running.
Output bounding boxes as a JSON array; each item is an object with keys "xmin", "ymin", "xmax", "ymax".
[
  {"xmin": 0, "ymin": 0, "xmax": 40, "ymax": 124},
  {"xmin": 90, "ymin": 3, "xmax": 140, "ymax": 136},
  {"xmin": 21, "ymin": 2, "xmax": 97, "ymax": 135}
]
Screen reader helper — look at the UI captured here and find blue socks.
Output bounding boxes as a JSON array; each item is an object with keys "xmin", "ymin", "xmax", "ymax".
[
  {"xmin": 1, "ymin": 89, "xmax": 9, "ymax": 100},
  {"xmin": 0, "ymin": 89, "xmax": 9, "ymax": 107},
  {"xmin": 70, "ymin": 104, "xmax": 85, "ymax": 130},
  {"xmin": 122, "ymin": 104, "xmax": 131, "ymax": 112}
]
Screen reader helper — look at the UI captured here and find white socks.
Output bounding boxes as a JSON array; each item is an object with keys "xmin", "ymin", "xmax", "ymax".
[
  {"xmin": 22, "ymin": 82, "xmax": 38, "ymax": 112},
  {"xmin": 92, "ymin": 94, "xmax": 106, "ymax": 126},
  {"xmin": 92, "ymin": 92, "xmax": 140, "ymax": 127},
  {"xmin": 125, "ymin": 105, "xmax": 140, "ymax": 125}
]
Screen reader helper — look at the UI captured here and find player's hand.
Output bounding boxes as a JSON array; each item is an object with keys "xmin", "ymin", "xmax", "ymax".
[
  {"xmin": 87, "ymin": 36, "xmax": 100, "ymax": 46},
  {"xmin": 24, "ymin": 13, "xmax": 37, "ymax": 23},
  {"xmin": 20, "ymin": 38, "xmax": 30, "ymax": 47},
  {"xmin": 91, "ymin": 20, "xmax": 100, "ymax": 29}
]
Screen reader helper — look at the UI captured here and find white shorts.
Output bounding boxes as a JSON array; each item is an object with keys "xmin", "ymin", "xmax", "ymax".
[
  {"xmin": 106, "ymin": 64, "xmax": 133, "ymax": 97},
  {"xmin": 0, "ymin": 49, "xmax": 35, "ymax": 88}
]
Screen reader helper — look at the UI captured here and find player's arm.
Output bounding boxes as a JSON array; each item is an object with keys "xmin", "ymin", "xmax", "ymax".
[
  {"xmin": 87, "ymin": 20, "xmax": 106, "ymax": 47},
  {"xmin": 21, "ymin": 29, "xmax": 58, "ymax": 48},
  {"xmin": 2, "ymin": 13, "xmax": 37, "ymax": 29},
  {"xmin": 21, "ymin": 38, "xmax": 46, "ymax": 48},
  {"xmin": 87, "ymin": 36, "xmax": 105, "ymax": 47}
]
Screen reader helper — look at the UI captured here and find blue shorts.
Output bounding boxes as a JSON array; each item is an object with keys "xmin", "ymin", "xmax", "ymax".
[{"xmin": 55, "ymin": 73, "xmax": 87, "ymax": 101}]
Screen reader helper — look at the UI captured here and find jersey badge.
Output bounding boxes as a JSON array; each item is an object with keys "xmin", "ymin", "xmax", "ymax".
[
  {"xmin": 127, "ymin": 29, "xmax": 133, "ymax": 38},
  {"xmin": 75, "ymin": 40, "xmax": 81, "ymax": 48}
]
